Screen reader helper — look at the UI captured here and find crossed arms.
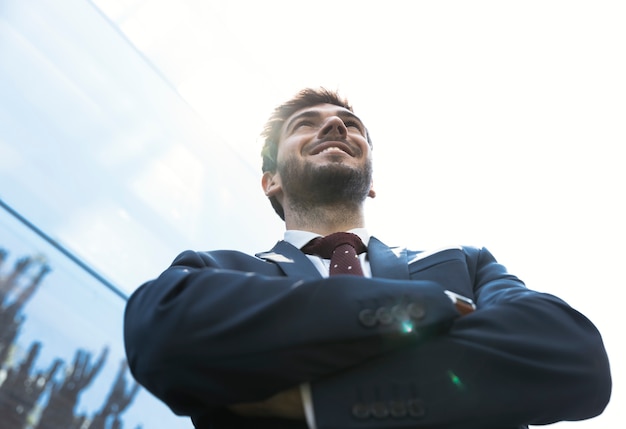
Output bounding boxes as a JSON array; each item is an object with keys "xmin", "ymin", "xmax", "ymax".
[{"xmin": 124, "ymin": 246, "xmax": 611, "ymax": 428}]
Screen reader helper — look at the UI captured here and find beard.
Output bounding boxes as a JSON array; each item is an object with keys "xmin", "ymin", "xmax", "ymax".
[{"xmin": 278, "ymin": 155, "xmax": 373, "ymax": 213}]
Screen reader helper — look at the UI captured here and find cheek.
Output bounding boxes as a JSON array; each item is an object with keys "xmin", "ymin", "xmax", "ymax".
[
  {"xmin": 352, "ymin": 134, "xmax": 371, "ymax": 154},
  {"xmin": 276, "ymin": 138, "xmax": 302, "ymax": 162},
  {"xmin": 362, "ymin": 144, "xmax": 373, "ymax": 160}
]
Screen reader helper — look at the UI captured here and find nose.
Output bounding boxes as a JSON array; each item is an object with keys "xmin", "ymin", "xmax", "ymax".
[{"xmin": 318, "ymin": 116, "xmax": 347, "ymax": 139}]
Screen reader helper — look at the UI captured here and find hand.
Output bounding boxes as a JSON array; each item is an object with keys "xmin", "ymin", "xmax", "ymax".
[{"xmin": 228, "ymin": 386, "xmax": 305, "ymax": 420}]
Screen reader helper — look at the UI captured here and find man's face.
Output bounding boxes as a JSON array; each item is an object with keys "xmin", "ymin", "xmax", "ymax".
[{"xmin": 263, "ymin": 103, "xmax": 375, "ymax": 211}]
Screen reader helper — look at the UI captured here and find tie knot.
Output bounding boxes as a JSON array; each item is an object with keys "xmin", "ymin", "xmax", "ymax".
[{"xmin": 302, "ymin": 232, "xmax": 366, "ymax": 259}]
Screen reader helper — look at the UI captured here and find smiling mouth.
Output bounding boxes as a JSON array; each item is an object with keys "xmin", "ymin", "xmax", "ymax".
[{"xmin": 310, "ymin": 141, "xmax": 353, "ymax": 156}]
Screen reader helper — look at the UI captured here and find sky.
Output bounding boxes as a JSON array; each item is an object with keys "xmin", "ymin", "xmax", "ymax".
[{"xmin": 1, "ymin": 0, "xmax": 624, "ymax": 427}]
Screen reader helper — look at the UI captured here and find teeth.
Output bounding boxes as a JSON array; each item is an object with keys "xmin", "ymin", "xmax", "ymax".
[{"xmin": 320, "ymin": 147, "xmax": 345, "ymax": 154}]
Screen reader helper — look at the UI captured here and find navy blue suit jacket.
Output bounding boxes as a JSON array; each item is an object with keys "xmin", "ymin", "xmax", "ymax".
[{"xmin": 124, "ymin": 238, "xmax": 611, "ymax": 429}]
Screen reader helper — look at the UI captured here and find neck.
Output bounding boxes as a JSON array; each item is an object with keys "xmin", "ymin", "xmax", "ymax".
[{"xmin": 284, "ymin": 202, "xmax": 366, "ymax": 236}]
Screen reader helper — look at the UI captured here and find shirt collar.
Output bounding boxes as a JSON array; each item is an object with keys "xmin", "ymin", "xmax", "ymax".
[{"xmin": 284, "ymin": 228, "xmax": 370, "ymax": 250}]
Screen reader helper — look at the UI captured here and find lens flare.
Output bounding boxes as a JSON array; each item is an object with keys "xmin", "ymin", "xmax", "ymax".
[{"xmin": 447, "ymin": 370, "xmax": 465, "ymax": 390}]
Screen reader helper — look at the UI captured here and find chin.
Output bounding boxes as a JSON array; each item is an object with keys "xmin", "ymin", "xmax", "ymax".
[{"xmin": 280, "ymin": 154, "xmax": 372, "ymax": 203}]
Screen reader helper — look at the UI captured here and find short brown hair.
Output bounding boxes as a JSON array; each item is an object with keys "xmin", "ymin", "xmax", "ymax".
[{"xmin": 260, "ymin": 88, "xmax": 372, "ymax": 219}]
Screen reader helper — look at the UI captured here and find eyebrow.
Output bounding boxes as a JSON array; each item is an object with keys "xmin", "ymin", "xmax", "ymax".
[{"xmin": 284, "ymin": 109, "xmax": 364, "ymax": 134}]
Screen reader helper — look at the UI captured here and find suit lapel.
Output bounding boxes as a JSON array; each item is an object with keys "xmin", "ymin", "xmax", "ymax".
[
  {"xmin": 256, "ymin": 241, "xmax": 322, "ymax": 279},
  {"xmin": 368, "ymin": 236, "xmax": 410, "ymax": 280}
]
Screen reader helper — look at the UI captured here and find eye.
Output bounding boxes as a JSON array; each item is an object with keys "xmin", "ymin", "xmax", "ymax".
[
  {"xmin": 294, "ymin": 120, "xmax": 314, "ymax": 130},
  {"xmin": 344, "ymin": 120, "xmax": 363, "ymax": 131}
]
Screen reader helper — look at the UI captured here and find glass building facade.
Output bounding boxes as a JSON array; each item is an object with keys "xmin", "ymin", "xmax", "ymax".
[
  {"xmin": 0, "ymin": 200, "xmax": 185, "ymax": 428},
  {"xmin": 0, "ymin": 0, "xmax": 280, "ymax": 427}
]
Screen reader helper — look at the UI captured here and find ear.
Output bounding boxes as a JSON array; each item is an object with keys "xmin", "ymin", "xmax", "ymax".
[
  {"xmin": 262, "ymin": 171, "xmax": 282, "ymax": 197},
  {"xmin": 367, "ymin": 180, "xmax": 376, "ymax": 198}
]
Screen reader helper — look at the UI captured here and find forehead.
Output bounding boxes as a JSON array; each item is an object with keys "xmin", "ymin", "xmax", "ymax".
[{"xmin": 290, "ymin": 103, "xmax": 354, "ymax": 118}]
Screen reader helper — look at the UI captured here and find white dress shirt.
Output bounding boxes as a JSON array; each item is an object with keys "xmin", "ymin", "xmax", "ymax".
[{"xmin": 283, "ymin": 228, "xmax": 372, "ymax": 429}]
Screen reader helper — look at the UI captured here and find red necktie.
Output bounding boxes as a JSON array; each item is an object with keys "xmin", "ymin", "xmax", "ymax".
[{"xmin": 302, "ymin": 232, "xmax": 366, "ymax": 276}]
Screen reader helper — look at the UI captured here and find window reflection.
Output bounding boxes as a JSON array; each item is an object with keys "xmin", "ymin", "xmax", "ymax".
[{"xmin": 0, "ymin": 202, "xmax": 189, "ymax": 428}]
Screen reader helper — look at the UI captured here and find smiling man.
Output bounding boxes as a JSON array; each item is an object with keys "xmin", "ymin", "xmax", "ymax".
[
  {"xmin": 124, "ymin": 88, "xmax": 611, "ymax": 429},
  {"xmin": 262, "ymin": 102, "xmax": 375, "ymax": 236}
]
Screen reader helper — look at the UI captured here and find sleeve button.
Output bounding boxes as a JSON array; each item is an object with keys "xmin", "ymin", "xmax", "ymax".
[
  {"xmin": 351, "ymin": 402, "xmax": 370, "ymax": 419},
  {"xmin": 371, "ymin": 401, "xmax": 389, "ymax": 418},
  {"xmin": 389, "ymin": 400, "xmax": 407, "ymax": 418},
  {"xmin": 407, "ymin": 302, "xmax": 426, "ymax": 320},
  {"xmin": 375, "ymin": 307, "xmax": 393, "ymax": 325},
  {"xmin": 407, "ymin": 398, "xmax": 425, "ymax": 417},
  {"xmin": 358, "ymin": 309, "xmax": 377, "ymax": 327},
  {"xmin": 391, "ymin": 304, "xmax": 408, "ymax": 321}
]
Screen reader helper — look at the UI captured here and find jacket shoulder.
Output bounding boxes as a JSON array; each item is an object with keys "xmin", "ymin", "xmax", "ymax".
[{"xmin": 172, "ymin": 248, "xmax": 279, "ymax": 274}]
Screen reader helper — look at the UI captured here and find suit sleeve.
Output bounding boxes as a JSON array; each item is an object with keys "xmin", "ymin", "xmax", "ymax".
[
  {"xmin": 123, "ymin": 250, "xmax": 461, "ymax": 416},
  {"xmin": 310, "ymin": 247, "xmax": 612, "ymax": 428}
]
